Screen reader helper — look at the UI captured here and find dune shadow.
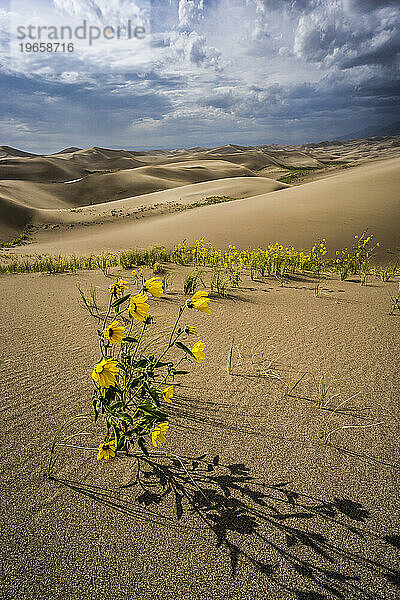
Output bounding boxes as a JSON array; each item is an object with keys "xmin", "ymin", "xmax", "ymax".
[{"xmin": 51, "ymin": 453, "xmax": 400, "ymax": 599}]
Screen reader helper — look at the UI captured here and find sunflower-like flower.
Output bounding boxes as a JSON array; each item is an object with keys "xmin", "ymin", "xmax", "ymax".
[
  {"xmin": 129, "ymin": 293, "xmax": 150, "ymax": 322},
  {"xmin": 192, "ymin": 340, "xmax": 205, "ymax": 363},
  {"xmin": 92, "ymin": 358, "xmax": 119, "ymax": 389},
  {"xmin": 97, "ymin": 439, "xmax": 116, "ymax": 461},
  {"xmin": 108, "ymin": 279, "xmax": 129, "ymax": 296},
  {"xmin": 163, "ymin": 385, "xmax": 173, "ymax": 403},
  {"xmin": 144, "ymin": 277, "xmax": 163, "ymax": 298},
  {"xmin": 103, "ymin": 320, "xmax": 125, "ymax": 345},
  {"xmin": 152, "ymin": 422, "xmax": 169, "ymax": 448},
  {"xmin": 187, "ymin": 291, "xmax": 211, "ymax": 315},
  {"xmin": 185, "ymin": 325, "xmax": 197, "ymax": 335}
]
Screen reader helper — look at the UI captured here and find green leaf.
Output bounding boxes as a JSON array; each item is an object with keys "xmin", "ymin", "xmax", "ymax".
[
  {"xmin": 175, "ymin": 341, "xmax": 196, "ymax": 359},
  {"xmin": 154, "ymin": 361, "xmax": 172, "ymax": 368},
  {"xmin": 111, "ymin": 294, "xmax": 131, "ymax": 308},
  {"xmin": 126, "ymin": 377, "xmax": 143, "ymax": 390},
  {"xmin": 140, "ymin": 406, "xmax": 168, "ymax": 421},
  {"xmin": 123, "ymin": 336, "xmax": 138, "ymax": 344},
  {"xmin": 145, "ymin": 383, "xmax": 160, "ymax": 403},
  {"xmin": 138, "ymin": 437, "xmax": 149, "ymax": 456},
  {"xmin": 121, "ymin": 413, "xmax": 133, "ymax": 424},
  {"xmin": 104, "ymin": 387, "xmax": 117, "ymax": 401},
  {"xmin": 133, "ymin": 359, "xmax": 148, "ymax": 369},
  {"xmin": 111, "ymin": 401, "xmax": 124, "ymax": 410}
]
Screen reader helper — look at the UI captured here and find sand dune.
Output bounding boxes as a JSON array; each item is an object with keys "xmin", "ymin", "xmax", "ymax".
[
  {"xmin": 0, "ymin": 145, "xmax": 38, "ymax": 159},
  {"xmin": 301, "ymin": 136, "xmax": 400, "ymax": 163},
  {"xmin": 1, "ymin": 136, "xmax": 398, "ymax": 186},
  {"xmin": 0, "ymin": 173, "xmax": 285, "ymax": 240},
  {"xmin": 31, "ymin": 176, "xmax": 289, "ymax": 225},
  {"xmin": 0, "ymin": 151, "xmax": 147, "ymax": 183},
  {"xmin": 1, "ymin": 159, "xmax": 259, "ymax": 211},
  {"xmin": 1, "ymin": 138, "xmax": 399, "ymax": 245},
  {"xmin": 1, "ymin": 140, "xmax": 400, "ymax": 600},
  {"xmin": 22, "ymin": 157, "xmax": 400, "ymax": 260},
  {"xmin": 50, "ymin": 146, "xmax": 82, "ymax": 155}
]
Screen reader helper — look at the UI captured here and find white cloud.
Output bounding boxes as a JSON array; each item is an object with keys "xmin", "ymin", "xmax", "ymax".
[
  {"xmin": 0, "ymin": 0, "xmax": 399, "ymax": 150},
  {"xmin": 177, "ymin": 0, "xmax": 204, "ymax": 31}
]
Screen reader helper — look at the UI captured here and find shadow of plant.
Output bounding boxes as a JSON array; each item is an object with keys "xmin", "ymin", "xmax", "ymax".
[{"xmin": 51, "ymin": 454, "xmax": 399, "ymax": 600}]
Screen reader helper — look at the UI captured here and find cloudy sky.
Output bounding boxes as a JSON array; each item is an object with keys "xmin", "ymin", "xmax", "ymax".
[{"xmin": 0, "ymin": 0, "xmax": 399, "ymax": 152}]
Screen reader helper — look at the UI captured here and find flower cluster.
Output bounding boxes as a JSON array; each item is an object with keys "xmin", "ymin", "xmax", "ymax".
[
  {"xmin": 89, "ymin": 275, "xmax": 211, "ymax": 461},
  {"xmin": 334, "ymin": 233, "xmax": 379, "ymax": 281},
  {"xmin": 173, "ymin": 238, "xmax": 331, "ymax": 280}
]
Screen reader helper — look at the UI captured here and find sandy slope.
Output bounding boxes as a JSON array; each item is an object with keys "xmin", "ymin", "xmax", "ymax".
[
  {"xmin": 0, "ymin": 173, "xmax": 286, "ymax": 241},
  {"xmin": 1, "ymin": 139, "xmax": 399, "ymax": 245},
  {"xmin": 29, "ymin": 176, "xmax": 288, "ymax": 225},
  {"xmin": 0, "ymin": 161, "xmax": 264, "ymax": 239},
  {"xmin": 0, "ymin": 267, "xmax": 399, "ymax": 599},
  {"xmin": 22, "ymin": 157, "xmax": 400, "ymax": 261}
]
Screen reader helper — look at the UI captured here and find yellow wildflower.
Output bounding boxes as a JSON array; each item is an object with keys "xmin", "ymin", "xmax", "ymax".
[
  {"xmin": 97, "ymin": 439, "xmax": 116, "ymax": 461},
  {"xmin": 185, "ymin": 325, "xmax": 197, "ymax": 335},
  {"xmin": 152, "ymin": 422, "xmax": 169, "ymax": 448},
  {"xmin": 188, "ymin": 291, "xmax": 211, "ymax": 315},
  {"xmin": 92, "ymin": 358, "xmax": 119, "ymax": 389},
  {"xmin": 192, "ymin": 340, "xmax": 206, "ymax": 363},
  {"xmin": 144, "ymin": 277, "xmax": 163, "ymax": 298},
  {"xmin": 103, "ymin": 320, "xmax": 125, "ymax": 344},
  {"xmin": 129, "ymin": 293, "xmax": 150, "ymax": 321},
  {"xmin": 163, "ymin": 385, "xmax": 173, "ymax": 403},
  {"xmin": 109, "ymin": 279, "xmax": 129, "ymax": 296}
]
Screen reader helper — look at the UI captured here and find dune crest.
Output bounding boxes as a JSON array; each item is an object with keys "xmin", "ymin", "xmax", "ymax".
[
  {"xmin": 18, "ymin": 157, "xmax": 399, "ymax": 261},
  {"xmin": 0, "ymin": 136, "xmax": 399, "ymax": 247}
]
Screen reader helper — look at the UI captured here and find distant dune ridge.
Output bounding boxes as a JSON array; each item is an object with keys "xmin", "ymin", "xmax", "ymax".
[{"xmin": 0, "ymin": 136, "xmax": 399, "ymax": 257}]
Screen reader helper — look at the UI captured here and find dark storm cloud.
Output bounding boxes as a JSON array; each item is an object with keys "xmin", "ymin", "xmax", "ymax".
[
  {"xmin": 0, "ymin": 70, "xmax": 174, "ymax": 142},
  {"xmin": 293, "ymin": 0, "xmax": 400, "ymax": 69},
  {"xmin": 0, "ymin": 0, "xmax": 399, "ymax": 149},
  {"xmin": 344, "ymin": 0, "xmax": 400, "ymax": 12}
]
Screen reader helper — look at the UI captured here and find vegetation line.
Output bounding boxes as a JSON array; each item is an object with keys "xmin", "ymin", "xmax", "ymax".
[
  {"xmin": 0, "ymin": 233, "xmax": 398, "ymax": 281},
  {"xmin": 0, "ymin": 224, "xmax": 33, "ymax": 249}
]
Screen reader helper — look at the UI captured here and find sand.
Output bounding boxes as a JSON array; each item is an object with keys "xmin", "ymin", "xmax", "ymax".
[
  {"xmin": 17, "ymin": 157, "xmax": 400, "ymax": 263},
  {"xmin": 0, "ymin": 266, "xmax": 399, "ymax": 599},
  {"xmin": 1, "ymin": 136, "xmax": 399, "ymax": 243},
  {"xmin": 1, "ymin": 137, "xmax": 400, "ymax": 600}
]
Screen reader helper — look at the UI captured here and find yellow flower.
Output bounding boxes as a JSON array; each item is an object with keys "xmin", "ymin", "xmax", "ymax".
[
  {"xmin": 152, "ymin": 422, "xmax": 169, "ymax": 448},
  {"xmin": 103, "ymin": 320, "xmax": 125, "ymax": 345},
  {"xmin": 188, "ymin": 291, "xmax": 211, "ymax": 315},
  {"xmin": 192, "ymin": 340, "xmax": 206, "ymax": 363},
  {"xmin": 92, "ymin": 358, "xmax": 119, "ymax": 389},
  {"xmin": 144, "ymin": 277, "xmax": 163, "ymax": 298},
  {"xmin": 109, "ymin": 279, "xmax": 129, "ymax": 296},
  {"xmin": 129, "ymin": 293, "xmax": 150, "ymax": 321},
  {"xmin": 163, "ymin": 385, "xmax": 173, "ymax": 403},
  {"xmin": 97, "ymin": 439, "xmax": 116, "ymax": 461},
  {"xmin": 185, "ymin": 325, "xmax": 197, "ymax": 335}
]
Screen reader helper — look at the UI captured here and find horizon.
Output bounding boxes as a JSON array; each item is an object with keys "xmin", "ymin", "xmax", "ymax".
[{"xmin": 2, "ymin": 129, "xmax": 400, "ymax": 157}]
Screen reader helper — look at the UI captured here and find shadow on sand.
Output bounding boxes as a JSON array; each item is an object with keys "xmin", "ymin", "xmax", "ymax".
[{"xmin": 50, "ymin": 453, "xmax": 399, "ymax": 600}]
